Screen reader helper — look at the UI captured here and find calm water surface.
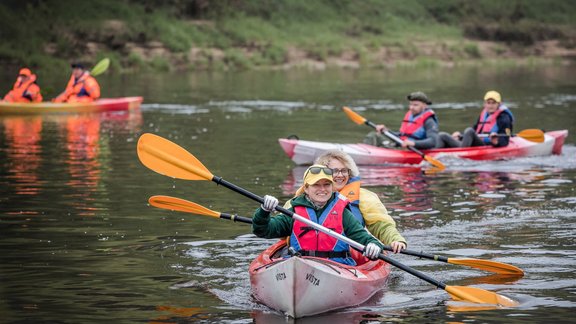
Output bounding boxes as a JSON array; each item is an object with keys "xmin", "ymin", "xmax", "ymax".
[{"xmin": 1, "ymin": 66, "xmax": 575, "ymax": 323}]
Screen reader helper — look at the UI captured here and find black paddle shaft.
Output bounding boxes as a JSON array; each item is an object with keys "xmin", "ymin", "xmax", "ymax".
[
  {"xmin": 221, "ymin": 208, "xmax": 446, "ymax": 264},
  {"xmin": 377, "ymin": 252, "xmax": 447, "ymax": 290},
  {"xmin": 219, "ymin": 207, "xmax": 448, "ymax": 265},
  {"xmin": 219, "ymin": 212, "xmax": 252, "ymax": 224},
  {"xmin": 364, "ymin": 120, "xmax": 428, "ymax": 158},
  {"xmin": 394, "ymin": 249, "xmax": 450, "ymax": 263}
]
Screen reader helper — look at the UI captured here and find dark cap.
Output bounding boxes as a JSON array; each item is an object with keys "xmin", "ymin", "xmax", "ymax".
[
  {"xmin": 71, "ymin": 63, "xmax": 85, "ymax": 69},
  {"xmin": 407, "ymin": 91, "xmax": 432, "ymax": 105}
]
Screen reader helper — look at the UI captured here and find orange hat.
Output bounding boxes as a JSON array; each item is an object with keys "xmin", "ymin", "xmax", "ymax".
[{"xmin": 18, "ymin": 68, "xmax": 32, "ymax": 76}]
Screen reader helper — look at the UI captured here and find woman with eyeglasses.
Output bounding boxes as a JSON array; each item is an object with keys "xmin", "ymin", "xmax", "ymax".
[
  {"xmin": 315, "ymin": 150, "xmax": 407, "ymax": 254},
  {"xmin": 252, "ymin": 164, "xmax": 384, "ymax": 266}
]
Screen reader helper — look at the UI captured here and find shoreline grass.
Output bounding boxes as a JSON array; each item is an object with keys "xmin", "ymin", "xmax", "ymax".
[{"xmin": 0, "ymin": 0, "xmax": 574, "ymax": 73}]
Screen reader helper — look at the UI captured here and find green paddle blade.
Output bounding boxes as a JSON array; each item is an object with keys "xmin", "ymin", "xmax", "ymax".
[{"xmin": 91, "ymin": 58, "xmax": 110, "ymax": 77}]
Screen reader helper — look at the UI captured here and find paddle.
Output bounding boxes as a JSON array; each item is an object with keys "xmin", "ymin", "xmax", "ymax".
[
  {"xmin": 90, "ymin": 58, "xmax": 110, "ymax": 77},
  {"xmin": 137, "ymin": 133, "xmax": 518, "ymax": 307},
  {"xmin": 342, "ymin": 107, "xmax": 445, "ymax": 170},
  {"xmin": 149, "ymin": 195, "xmax": 523, "ymax": 275},
  {"xmin": 149, "ymin": 195, "xmax": 253, "ymax": 224},
  {"xmin": 478, "ymin": 129, "xmax": 545, "ymax": 143}
]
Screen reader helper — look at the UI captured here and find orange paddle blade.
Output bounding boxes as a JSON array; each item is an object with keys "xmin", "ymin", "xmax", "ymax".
[
  {"xmin": 448, "ymin": 258, "xmax": 524, "ymax": 276},
  {"xmin": 517, "ymin": 129, "xmax": 545, "ymax": 143},
  {"xmin": 423, "ymin": 155, "xmax": 446, "ymax": 171},
  {"xmin": 137, "ymin": 133, "xmax": 213, "ymax": 180},
  {"xmin": 149, "ymin": 195, "xmax": 221, "ymax": 218},
  {"xmin": 445, "ymin": 286, "xmax": 519, "ymax": 307},
  {"xmin": 342, "ymin": 106, "xmax": 367, "ymax": 125}
]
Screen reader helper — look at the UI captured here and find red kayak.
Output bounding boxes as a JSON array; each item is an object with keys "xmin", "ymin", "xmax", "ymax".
[
  {"xmin": 0, "ymin": 97, "xmax": 143, "ymax": 115},
  {"xmin": 249, "ymin": 240, "xmax": 391, "ymax": 318},
  {"xmin": 278, "ymin": 130, "xmax": 568, "ymax": 165}
]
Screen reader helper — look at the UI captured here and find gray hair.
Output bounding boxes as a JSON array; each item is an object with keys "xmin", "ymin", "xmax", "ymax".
[{"xmin": 314, "ymin": 150, "xmax": 360, "ymax": 177}]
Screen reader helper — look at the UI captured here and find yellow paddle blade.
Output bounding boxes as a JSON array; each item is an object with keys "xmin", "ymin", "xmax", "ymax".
[
  {"xmin": 137, "ymin": 133, "xmax": 213, "ymax": 180},
  {"xmin": 445, "ymin": 286, "xmax": 519, "ymax": 307},
  {"xmin": 448, "ymin": 258, "xmax": 524, "ymax": 276},
  {"xmin": 517, "ymin": 129, "xmax": 545, "ymax": 143},
  {"xmin": 149, "ymin": 195, "xmax": 221, "ymax": 218},
  {"xmin": 424, "ymin": 155, "xmax": 446, "ymax": 171},
  {"xmin": 91, "ymin": 58, "xmax": 110, "ymax": 77},
  {"xmin": 342, "ymin": 106, "xmax": 367, "ymax": 125}
]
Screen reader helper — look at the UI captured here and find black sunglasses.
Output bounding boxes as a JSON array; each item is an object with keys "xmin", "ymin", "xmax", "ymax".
[{"xmin": 304, "ymin": 166, "xmax": 333, "ymax": 178}]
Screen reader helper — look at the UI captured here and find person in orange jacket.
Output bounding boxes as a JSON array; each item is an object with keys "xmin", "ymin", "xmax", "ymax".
[
  {"xmin": 53, "ymin": 63, "xmax": 100, "ymax": 103},
  {"xmin": 3, "ymin": 68, "xmax": 43, "ymax": 103}
]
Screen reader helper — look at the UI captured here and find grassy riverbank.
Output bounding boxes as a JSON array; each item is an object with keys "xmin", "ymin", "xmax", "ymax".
[{"xmin": 1, "ymin": 0, "xmax": 575, "ymax": 73}]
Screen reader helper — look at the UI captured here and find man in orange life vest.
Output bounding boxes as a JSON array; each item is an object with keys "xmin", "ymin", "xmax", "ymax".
[
  {"xmin": 53, "ymin": 63, "xmax": 100, "ymax": 103},
  {"xmin": 436, "ymin": 91, "xmax": 514, "ymax": 148},
  {"xmin": 2, "ymin": 68, "xmax": 43, "ymax": 103},
  {"xmin": 363, "ymin": 91, "xmax": 439, "ymax": 150},
  {"xmin": 252, "ymin": 165, "xmax": 384, "ymax": 266}
]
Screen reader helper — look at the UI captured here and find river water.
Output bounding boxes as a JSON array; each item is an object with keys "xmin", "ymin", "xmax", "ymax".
[{"xmin": 1, "ymin": 66, "xmax": 575, "ymax": 323}]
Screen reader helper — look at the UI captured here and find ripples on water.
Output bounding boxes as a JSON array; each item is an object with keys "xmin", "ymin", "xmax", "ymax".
[
  {"xmin": 1, "ymin": 82, "xmax": 575, "ymax": 322},
  {"xmin": 152, "ymin": 145, "xmax": 576, "ymax": 322}
]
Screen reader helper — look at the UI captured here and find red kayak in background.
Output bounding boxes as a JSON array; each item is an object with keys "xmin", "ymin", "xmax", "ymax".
[
  {"xmin": 0, "ymin": 96, "xmax": 143, "ymax": 115},
  {"xmin": 278, "ymin": 130, "xmax": 568, "ymax": 165}
]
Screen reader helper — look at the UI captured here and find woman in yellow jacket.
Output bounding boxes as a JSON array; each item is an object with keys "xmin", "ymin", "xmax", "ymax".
[
  {"xmin": 3, "ymin": 68, "xmax": 43, "ymax": 103},
  {"xmin": 314, "ymin": 150, "xmax": 407, "ymax": 253},
  {"xmin": 53, "ymin": 63, "xmax": 100, "ymax": 103}
]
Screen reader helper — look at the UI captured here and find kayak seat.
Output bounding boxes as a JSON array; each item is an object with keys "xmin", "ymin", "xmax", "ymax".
[{"xmin": 350, "ymin": 248, "xmax": 370, "ymax": 266}]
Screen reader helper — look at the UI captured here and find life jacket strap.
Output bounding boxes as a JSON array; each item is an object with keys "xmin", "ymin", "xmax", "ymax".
[{"xmin": 298, "ymin": 250, "xmax": 351, "ymax": 258}]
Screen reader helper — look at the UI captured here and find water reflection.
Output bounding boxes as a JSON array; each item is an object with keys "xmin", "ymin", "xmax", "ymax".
[
  {"xmin": 1, "ymin": 109, "xmax": 142, "ymax": 216},
  {"xmin": 280, "ymin": 165, "xmax": 553, "ymax": 217},
  {"xmin": 3, "ymin": 117, "xmax": 43, "ymax": 197},
  {"xmin": 280, "ymin": 163, "xmax": 575, "ymax": 232},
  {"xmin": 1, "ymin": 65, "xmax": 575, "ymax": 323},
  {"xmin": 151, "ymin": 305, "xmax": 208, "ymax": 323},
  {"xmin": 251, "ymin": 309, "xmax": 377, "ymax": 323},
  {"xmin": 65, "ymin": 115, "xmax": 102, "ymax": 194}
]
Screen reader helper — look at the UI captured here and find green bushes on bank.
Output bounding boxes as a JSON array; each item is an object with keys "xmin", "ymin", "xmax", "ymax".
[{"xmin": 0, "ymin": 0, "xmax": 574, "ymax": 72}]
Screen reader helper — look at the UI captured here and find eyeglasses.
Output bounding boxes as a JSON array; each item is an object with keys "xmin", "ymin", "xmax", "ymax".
[
  {"xmin": 331, "ymin": 168, "xmax": 350, "ymax": 176},
  {"xmin": 304, "ymin": 166, "xmax": 333, "ymax": 178}
]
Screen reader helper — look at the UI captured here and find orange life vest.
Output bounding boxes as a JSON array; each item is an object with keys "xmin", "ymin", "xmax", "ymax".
[
  {"xmin": 398, "ymin": 109, "xmax": 437, "ymax": 140},
  {"xmin": 339, "ymin": 178, "xmax": 363, "ymax": 225},
  {"xmin": 3, "ymin": 74, "xmax": 43, "ymax": 103},
  {"xmin": 54, "ymin": 72, "xmax": 100, "ymax": 103}
]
